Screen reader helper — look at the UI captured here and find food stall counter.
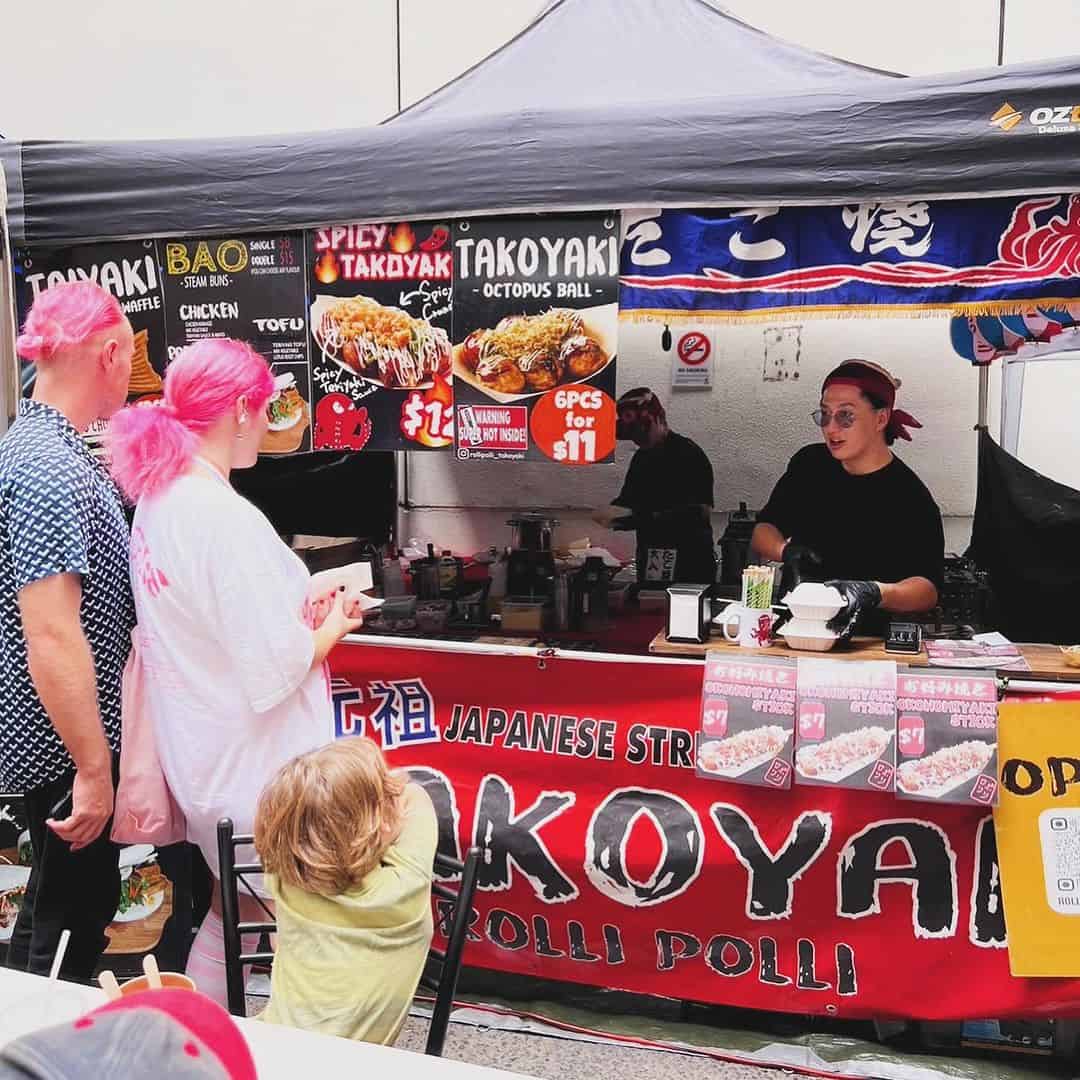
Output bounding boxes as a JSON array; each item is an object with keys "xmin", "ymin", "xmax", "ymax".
[{"xmin": 649, "ymin": 630, "xmax": 1080, "ymax": 682}]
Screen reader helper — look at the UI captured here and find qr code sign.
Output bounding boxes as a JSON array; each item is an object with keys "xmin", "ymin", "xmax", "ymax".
[{"xmin": 1039, "ymin": 809, "xmax": 1080, "ymax": 914}]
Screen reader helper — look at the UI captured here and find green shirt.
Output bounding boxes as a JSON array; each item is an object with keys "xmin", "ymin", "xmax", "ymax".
[{"xmin": 262, "ymin": 786, "xmax": 438, "ymax": 1044}]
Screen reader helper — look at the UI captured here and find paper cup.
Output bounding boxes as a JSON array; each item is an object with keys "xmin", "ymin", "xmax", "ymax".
[{"xmin": 119, "ymin": 972, "xmax": 196, "ymax": 995}]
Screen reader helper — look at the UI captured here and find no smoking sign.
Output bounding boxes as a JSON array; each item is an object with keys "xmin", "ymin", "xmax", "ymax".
[{"xmin": 671, "ymin": 329, "xmax": 714, "ymax": 389}]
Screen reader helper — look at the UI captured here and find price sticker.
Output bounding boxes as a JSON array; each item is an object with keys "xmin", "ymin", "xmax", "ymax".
[
  {"xmin": 799, "ymin": 701, "xmax": 826, "ymax": 741},
  {"xmin": 898, "ymin": 714, "xmax": 926, "ymax": 757},
  {"xmin": 702, "ymin": 697, "xmax": 729, "ymax": 739},
  {"xmin": 530, "ymin": 387, "xmax": 616, "ymax": 466},
  {"xmin": 400, "ymin": 386, "xmax": 455, "ymax": 448}
]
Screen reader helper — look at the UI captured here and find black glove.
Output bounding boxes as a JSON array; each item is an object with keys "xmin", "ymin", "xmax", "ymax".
[
  {"xmin": 779, "ymin": 542, "xmax": 825, "ymax": 598},
  {"xmin": 825, "ymin": 580, "xmax": 882, "ymax": 642}
]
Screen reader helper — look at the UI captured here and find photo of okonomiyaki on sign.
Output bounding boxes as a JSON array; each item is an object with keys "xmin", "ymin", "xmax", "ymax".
[
  {"xmin": 452, "ymin": 214, "xmax": 619, "ymax": 464},
  {"xmin": 894, "ymin": 669, "xmax": 999, "ymax": 806},
  {"xmin": 795, "ymin": 659, "xmax": 898, "ymax": 791},
  {"xmin": 696, "ymin": 655, "xmax": 796, "ymax": 789},
  {"xmin": 307, "ymin": 222, "xmax": 454, "ymax": 453}
]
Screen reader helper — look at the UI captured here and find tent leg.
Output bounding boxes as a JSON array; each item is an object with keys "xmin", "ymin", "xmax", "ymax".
[
  {"xmin": 976, "ymin": 365, "xmax": 990, "ymax": 431},
  {"xmin": 1000, "ymin": 359, "xmax": 1025, "ymax": 457},
  {"xmin": 0, "ymin": 165, "xmax": 18, "ymax": 434}
]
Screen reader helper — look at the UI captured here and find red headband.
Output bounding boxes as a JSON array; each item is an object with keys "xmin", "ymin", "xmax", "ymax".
[{"xmin": 823, "ymin": 365, "xmax": 922, "ymax": 442}]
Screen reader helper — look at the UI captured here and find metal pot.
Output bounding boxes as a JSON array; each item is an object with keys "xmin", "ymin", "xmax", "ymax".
[{"xmin": 506, "ymin": 513, "xmax": 558, "ymax": 552}]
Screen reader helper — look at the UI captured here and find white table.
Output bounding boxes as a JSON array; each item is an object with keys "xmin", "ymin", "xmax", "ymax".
[{"xmin": 0, "ymin": 969, "xmax": 535, "ymax": 1079}]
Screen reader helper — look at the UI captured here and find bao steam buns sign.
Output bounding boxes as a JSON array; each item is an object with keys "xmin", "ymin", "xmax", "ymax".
[
  {"xmin": 451, "ymin": 214, "xmax": 619, "ymax": 465},
  {"xmin": 163, "ymin": 234, "xmax": 312, "ymax": 455}
]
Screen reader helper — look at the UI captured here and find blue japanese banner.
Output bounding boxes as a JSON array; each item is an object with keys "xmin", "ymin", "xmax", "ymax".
[{"xmin": 620, "ymin": 197, "xmax": 1080, "ymax": 320}]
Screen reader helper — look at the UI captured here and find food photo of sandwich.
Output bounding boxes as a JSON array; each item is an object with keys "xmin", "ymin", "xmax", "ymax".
[
  {"xmin": 453, "ymin": 303, "xmax": 616, "ymax": 402},
  {"xmin": 0, "ymin": 865, "xmax": 30, "ymax": 943},
  {"xmin": 312, "ymin": 294, "xmax": 451, "ymax": 389},
  {"xmin": 260, "ymin": 372, "xmax": 310, "ymax": 455}
]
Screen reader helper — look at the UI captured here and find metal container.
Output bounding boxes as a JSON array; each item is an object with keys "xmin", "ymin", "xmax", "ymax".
[
  {"xmin": 506, "ymin": 513, "xmax": 558, "ymax": 552},
  {"xmin": 501, "ymin": 599, "xmax": 547, "ymax": 634},
  {"xmin": 554, "ymin": 572, "xmax": 570, "ymax": 631}
]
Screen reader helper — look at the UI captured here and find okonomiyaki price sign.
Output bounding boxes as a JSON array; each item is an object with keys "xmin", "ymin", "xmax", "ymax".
[
  {"xmin": 307, "ymin": 222, "xmax": 454, "ymax": 453},
  {"xmin": 894, "ymin": 670, "xmax": 998, "ymax": 806},
  {"xmin": 696, "ymin": 654, "xmax": 796, "ymax": 788},
  {"xmin": 162, "ymin": 234, "xmax": 312, "ymax": 455},
  {"xmin": 452, "ymin": 214, "xmax": 619, "ymax": 464},
  {"xmin": 795, "ymin": 659, "xmax": 898, "ymax": 791}
]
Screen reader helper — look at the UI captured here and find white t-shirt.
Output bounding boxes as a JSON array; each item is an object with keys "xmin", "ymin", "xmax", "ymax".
[{"xmin": 129, "ymin": 466, "xmax": 332, "ymax": 879}]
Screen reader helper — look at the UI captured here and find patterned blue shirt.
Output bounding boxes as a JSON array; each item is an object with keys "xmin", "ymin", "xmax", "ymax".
[{"xmin": 0, "ymin": 400, "xmax": 134, "ymax": 791}]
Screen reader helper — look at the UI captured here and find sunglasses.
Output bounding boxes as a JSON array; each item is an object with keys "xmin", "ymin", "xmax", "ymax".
[{"xmin": 811, "ymin": 407, "xmax": 859, "ymax": 429}]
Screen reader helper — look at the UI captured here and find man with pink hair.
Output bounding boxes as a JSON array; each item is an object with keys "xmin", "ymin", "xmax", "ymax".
[{"xmin": 0, "ymin": 281, "xmax": 135, "ymax": 980}]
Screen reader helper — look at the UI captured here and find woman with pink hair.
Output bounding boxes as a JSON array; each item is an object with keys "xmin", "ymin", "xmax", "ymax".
[{"xmin": 109, "ymin": 338, "xmax": 364, "ymax": 1005}]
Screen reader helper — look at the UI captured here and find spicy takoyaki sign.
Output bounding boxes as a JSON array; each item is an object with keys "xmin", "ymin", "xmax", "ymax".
[
  {"xmin": 452, "ymin": 214, "xmax": 619, "ymax": 464},
  {"xmin": 307, "ymin": 222, "xmax": 455, "ymax": 453}
]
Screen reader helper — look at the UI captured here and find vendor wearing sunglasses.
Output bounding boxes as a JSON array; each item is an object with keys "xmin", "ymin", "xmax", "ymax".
[{"xmin": 751, "ymin": 359, "xmax": 944, "ymax": 639}]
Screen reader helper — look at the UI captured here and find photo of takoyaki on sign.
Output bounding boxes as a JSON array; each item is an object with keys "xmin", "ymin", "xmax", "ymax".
[{"xmin": 452, "ymin": 304, "xmax": 616, "ymax": 403}]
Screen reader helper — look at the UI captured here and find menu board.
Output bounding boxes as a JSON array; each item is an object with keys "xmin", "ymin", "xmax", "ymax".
[
  {"xmin": 794, "ymin": 659, "xmax": 898, "ymax": 791},
  {"xmin": 894, "ymin": 669, "xmax": 999, "ymax": 805},
  {"xmin": 13, "ymin": 240, "xmax": 169, "ymax": 419},
  {"xmin": 162, "ymin": 234, "xmax": 311, "ymax": 455},
  {"xmin": 306, "ymin": 222, "xmax": 454, "ymax": 453},
  {"xmin": 696, "ymin": 654, "xmax": 796, "ymax": 788},
  {"xmin": 451, "ymin": 214, "xmax": 619, "ymax": 464}
]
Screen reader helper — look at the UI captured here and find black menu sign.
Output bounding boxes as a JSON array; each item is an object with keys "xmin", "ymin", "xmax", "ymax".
[
  {"xmin": 451, "ymin": 214, "xmax": 619, "ymax": 464},
  {"xmin": 13, "ymin": 240, "xmax": 168, "ymax": 414},
  {"xmin": 306, "ymin": 222, "xmax": 454, "ymax": 453},
  {"xmin": 794, "ymin": 659, "xmax": 898, "ymax": 791},
  {"xmin": 162, "ymin": 234, "xmax": 311, "ymax": 455},
  {"xmin": 895, "ymin": 669, "xmax": 999, "ymax": 805},
  {"xmin": 696, "ymin": 654, "xmax": 796, "ymax": 788}
]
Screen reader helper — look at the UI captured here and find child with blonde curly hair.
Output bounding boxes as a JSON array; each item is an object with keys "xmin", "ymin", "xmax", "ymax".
[{"xmin": 254, "ymin": 737, "xmax": 436, "ymax": 1044}]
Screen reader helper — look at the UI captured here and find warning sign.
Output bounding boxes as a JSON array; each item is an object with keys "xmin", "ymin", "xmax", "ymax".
[{"xmin": 671, "ymin": 330, "xmax": 713, "ymax": 389}]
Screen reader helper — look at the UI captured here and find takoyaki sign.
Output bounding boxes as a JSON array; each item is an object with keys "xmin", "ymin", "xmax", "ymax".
[
  {"xmin": 452, "ymin": 214, "xmax": 619, "ymax": 464},
  {"xmin": 331, "ymin": 640, "xmax": 1076, "ymax": 1021}
]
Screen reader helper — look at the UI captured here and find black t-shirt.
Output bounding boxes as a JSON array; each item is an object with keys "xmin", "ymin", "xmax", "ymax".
[
  {"xmin": 613, "ymin": 432, "xmax": 716, "ymax": 585},
  {"xmin": 759, "ymin": 444, "xmax": 945, "ymax": 591}
]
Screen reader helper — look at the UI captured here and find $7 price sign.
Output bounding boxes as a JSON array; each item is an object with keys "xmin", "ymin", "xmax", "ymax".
[{"xmin": 897, "ymin": 715, "xmax": 925, "ymax": 757}]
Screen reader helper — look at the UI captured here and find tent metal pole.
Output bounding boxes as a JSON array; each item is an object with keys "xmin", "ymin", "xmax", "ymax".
[
  {"xmin": 977, "ymin": 366, "xmax": 990, "ymax": 431},
  {"xmin": 0, "ymin": 164, "xmax": 18, "ymax": 434}
]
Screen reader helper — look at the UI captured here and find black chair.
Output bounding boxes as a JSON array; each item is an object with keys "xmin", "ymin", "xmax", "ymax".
[
  {"xmin": 216, "ymin": 817, "xmax": 480, "ymax": 1056},
  {"xmin": 216, "ymin": 819, "xmax": 276, "ymax": 1019},
  {"xmin": 421, "ymin": 848, "xmax": 481, "ymax": 1056}
]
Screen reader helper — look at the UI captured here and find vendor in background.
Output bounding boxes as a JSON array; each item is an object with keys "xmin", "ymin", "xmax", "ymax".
[
  {"xmin": 752, "ymin": 359, "xmax": 944, "ymax": 638},
  {"xmin": 593, "ymin": 387, "xmax": 715, "ymax": 589}
]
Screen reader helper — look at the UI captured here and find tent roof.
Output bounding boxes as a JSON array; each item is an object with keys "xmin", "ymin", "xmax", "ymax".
[
  {"xmin": 391, "ymin": 0, "xmax": 895, "ymax": 123},
  {"xmin": 3, "ymin": 0, "xmax": 1080, "ymax": 247}
]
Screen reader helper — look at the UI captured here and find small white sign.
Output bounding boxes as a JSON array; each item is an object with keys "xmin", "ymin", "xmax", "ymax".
[
  {"xmin": 671, "ymin": 329, "xmax": 713, "ymax": 389},
  {"xmin": 1040, "ymin": 808, "xmax": 1080, "ymax": 914}
]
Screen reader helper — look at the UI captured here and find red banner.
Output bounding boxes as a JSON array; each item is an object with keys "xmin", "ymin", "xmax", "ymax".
[{"xmin": 329, "ymin": 641, "xmax": 1080, "ymax": 1020}]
